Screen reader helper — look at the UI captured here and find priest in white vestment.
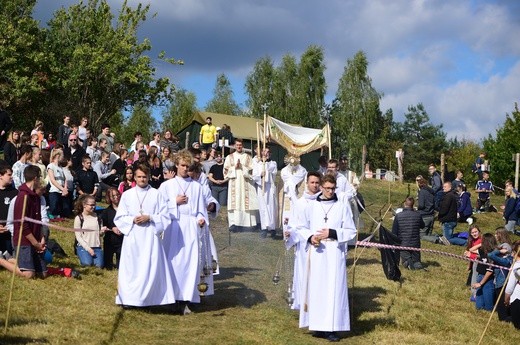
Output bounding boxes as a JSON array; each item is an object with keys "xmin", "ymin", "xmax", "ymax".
[
  {"xmin": 285, "ymin": 171, "xmax": 321, "ymax": 310},
  {"xmin": 252, "ymin": 147, "xmax": 278, "ymax": 238},
  {"xmin": 114, "ymin": 164, "xmax": 176, "ymax": 307},
  {"xmin": 159, "ymin": 151, "xmax": 207, "ymax": 314},
  {"xmin": 296, "ymin": 174, "xmax": 357, "ymax": 342},
  {"xmin": 223, "ymin": 139, "xmax": 259, "ymax": 231}
]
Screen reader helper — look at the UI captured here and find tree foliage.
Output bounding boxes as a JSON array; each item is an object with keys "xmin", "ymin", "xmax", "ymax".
[
  {"xmin": 114, "ymin": 104, "xmax": 157, "ymax": 146},
  {"xmin": 483, "ymin": 102, "xmax": 520, "ymax": 187},
  {"xmin": 0, "ymin": 0, "xmax": 48, "ymax": 130},
  {"xmin": 245, "ymin": 46, "xmax": 326, "ymax": 127},
  {"xmin": 205, "ymin": 73, "xmax": 241, "ymax": 115},
  {"xmin": 445, "ymin": 138, "xmax": 482, "ymax": 188},
  {"xmin": 333, "ymin": 51, "xmax": 382, "ymax": 173},
  {"xmin": 396, "ymin": 103, "xmax": 447, "ymax": 179},
  {"xmin": 161, "ymin": 88, "xmax": 198, "ymax": 132}
]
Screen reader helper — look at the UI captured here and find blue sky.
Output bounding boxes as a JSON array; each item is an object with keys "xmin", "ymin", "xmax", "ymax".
[{"xmin": 34, "ymin": 0, "xmax": 520, "ymax": 141}]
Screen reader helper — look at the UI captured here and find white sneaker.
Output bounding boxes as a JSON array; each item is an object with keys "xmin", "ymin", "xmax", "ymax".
[
  {"xmin": 439, "ymin": 236, "xmax": 451, "ymax": 246},
  {"xmin": 466, "ymin": 217, "xmax": 474, "ymax": 225}
]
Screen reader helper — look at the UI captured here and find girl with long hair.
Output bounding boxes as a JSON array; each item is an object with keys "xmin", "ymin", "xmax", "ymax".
[
  {"xmin": 472, "ymin": 233, "xmax": 497, "ymax": 311},
  {"xmin": 464, "ymin": 224, "xmax": 482, "ymax": 301},
  {"xmin": 74, "ymin": 195, "xmax": 106, "ymax": 268},
  {"xmin": 118, "ymin": 166, "xmax": 136, "ymax": 194}
]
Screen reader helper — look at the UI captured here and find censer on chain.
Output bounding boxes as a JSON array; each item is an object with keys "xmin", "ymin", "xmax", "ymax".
[{"xmin": 198, "ymin": 224, "xmax": 212, "ymax": 296}]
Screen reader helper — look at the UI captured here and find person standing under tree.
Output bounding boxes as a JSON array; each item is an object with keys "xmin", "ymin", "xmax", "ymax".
[{"xmin": 296, "ymin": 174, "xmax": 357, "ymax": 342}]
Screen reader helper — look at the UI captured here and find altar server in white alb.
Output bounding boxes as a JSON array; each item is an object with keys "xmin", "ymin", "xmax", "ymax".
[
  {"xmin": 252, "ymin": 146, "xmax": 278, "ymax": 238},
  {"xmin": 114, "ymin": 164, "xmax": 176, "ymax": 307},
  {"xmin": 159, "ymin": 150, "xmax": 207, "ymax": 314},
  {"xmin": 297, "ymin": 174, "xmax": 357, "ymax": 342},
  {"xmin": 285, "ymin": 171, "xmax": 321, "ymax": 310},
  {"xmin": 280, "ymin": 155, "xmax": 307, "ymax": 223},
  {"xmin": 223, "ymin": 138, "xmax": 259, "ymax": 232}
]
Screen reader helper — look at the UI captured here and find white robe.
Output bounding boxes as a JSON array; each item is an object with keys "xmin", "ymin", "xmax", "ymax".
[
  {"xmin": 285, "ymin": 192, "xmax": 317, "ymax": 310},
  {"xmin": 159, "ymin": 176, "xmax": 207, "ymax": 303},
  {"xmin": 297, "ymin": 194, "xmax": 357, "ymax": 332},
  {"xmin": 280, "ymin": 164, "xmax": 307, "ymax": 218},
  {"xmin": 223, "ymin": 151, "xmax": 259, "ymax": 228},
  {"xmin": 114, "ymin": 185, "xmax": 176, "ymax": 307},
  {"xmin": 335, "ymin": 173, "xmax": 356, "ymax": 200},
  {"xmin": 252, "ymin": 159, "xmax": 278, "ymax": 230}
]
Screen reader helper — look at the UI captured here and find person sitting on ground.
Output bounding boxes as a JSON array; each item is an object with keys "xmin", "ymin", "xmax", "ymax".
[
  {"xmin": 118, "ymin": 166, "xmax": 136, "ymax": 194},
  {"xmin": 504, "ymin": 240, "xmax": 520, "ymax": 329},
  {"xmin": 475, "ymin": 170, "xmax": 494, "ymax": 212},
  {"xmin": 438, "ymin": 181, "xmax": 466, "ymax": 246},
  {"xmin": 464, "ymin": 225, "xmax": 482, "ymax": 302},
  {"xmin": 488, "ymin": 227, "xmax": 513, "ymax": 321},
  {"xmin": 75, "ymin": 155, "xmax": 99, "ymax": 199},
  {"xmin": 471, "ymin": 233, "xmax": 496, "ymax": 311},
  {"xmin": 0, "ymin": 165, "xmax": 47, "ymax": 279},
  {"xmin": 456, "ymin": 183, "xmax": 474, "ymax": 225},
  {"xmin": 74, "ymin": 194, "xmax": 106, "ymax": 268}
]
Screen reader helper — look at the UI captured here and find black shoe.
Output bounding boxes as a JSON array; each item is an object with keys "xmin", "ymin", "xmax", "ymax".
[
  {"xmin": 312, "ymin": 331, "xmax": 327, "ymax": 339},
  {"xmin": 326, "ymin": 332, "xmax": 340, "ymax": 342},
  {"xmin": 260, "ymin": 230, "xmax": 268, "ymax": 238},
  {"xmin": 270, "ymin": 230, "xmax": 277, "ymax": 239},
  {"xmin": 71, "ymin": 270, "xmax": 81, "ymax": 280}
]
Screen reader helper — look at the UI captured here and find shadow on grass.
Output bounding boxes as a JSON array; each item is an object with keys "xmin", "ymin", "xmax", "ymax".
[
  {"xmin": 0, "ymin": 335, "xmax": 49, "ymax": 344},
  {"xmin": 216, "ymin": 266, "xmax": 261, "ymax": 280},
  {"xmin": 348, "ymin": 285, "xmax": 396, "ymax": 336},
  {"xmin": 347, "ymin": 257, "xmax": 381, "ymax": 266},
  {"xmin": 201, "ymin": 281, "xmax": 267, "ymax": 311},
  {"xmin": 101, "ymin": 308, "xmax": 125, "ymax": 345}
]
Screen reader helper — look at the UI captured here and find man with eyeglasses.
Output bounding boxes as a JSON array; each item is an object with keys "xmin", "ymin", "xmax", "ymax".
[
  {"xmin": 296, "ymin": 174, "xmax": 357, "ymax": 342},
  {"xmin": 64, "ymin": 134, "xmax": 86, "ymax": 172}
]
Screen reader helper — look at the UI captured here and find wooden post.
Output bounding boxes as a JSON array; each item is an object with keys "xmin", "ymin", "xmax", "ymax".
[
  {"xmin": 185, "ymin": 131, "xmax": 190, "ymax": 149},
  {"xmin": 361, "ymin": 145, "xmax": 367, "ymax": 181},
  {"xmin": 396, "ymin": 149, "xmax": 404, "ymax": 183},
  {"xmin": 440, "ymin": 153, "xmax": 445, "ymax": 182},
  {"xmin": 513, "ymin": 153, "xmax": 520, "ymax": 190}
]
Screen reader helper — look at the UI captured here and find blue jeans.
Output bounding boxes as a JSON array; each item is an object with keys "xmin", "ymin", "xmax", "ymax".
[
  {"xmin": 76, "ymin": 246, "xmax": 104, "ymax": 268},
  {"xmin": 475, "ymin": 274, "xmax": 495, "ymax": 311},
  {"xmin": 211, "ymin": 184, "xmax": 228, "ymax": 207},
  {"xmin": 442, "ymin": 221, "xmax": 467, "ymax": 246},
  {"xmin": 48, "ymin": 192, "xmax": 62, "ymax": 216}
]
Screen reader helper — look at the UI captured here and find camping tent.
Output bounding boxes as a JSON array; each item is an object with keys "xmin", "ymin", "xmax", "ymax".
[{"xmin": 176, "ymin": 111, "xmax": 323, "ymax": 171}]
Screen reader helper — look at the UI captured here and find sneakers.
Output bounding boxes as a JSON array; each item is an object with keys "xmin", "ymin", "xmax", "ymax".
[
  {"xmin": 2, "ymin": 250, "xmax": 13, "ymax": 260},
  {"xmin": 470, "ymin": 295, "xmax": 476, "ymax": 302},
  {"xmin": 439, "ymin": 236, "xmax": 451, "ymax": 246},
  {"xmin": 466, "ymin": 217, "xmax": 474, "ymax": 225}
]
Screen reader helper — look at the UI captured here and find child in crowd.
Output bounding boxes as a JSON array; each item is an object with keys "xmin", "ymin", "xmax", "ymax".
[
  {"xmin": 472, "ymin": 233, "xmax": 496, "ymax": 311},
  {"xmin": 74, "ymin": 195, "xmax": 106, "ymax": 268},
  {"xmin": 464, "ymin": 225, "xmax": 482, "ymax": 301},
  {"xmin": 456, "ymin": 183, "xmax": 473, "ymax": 225}
]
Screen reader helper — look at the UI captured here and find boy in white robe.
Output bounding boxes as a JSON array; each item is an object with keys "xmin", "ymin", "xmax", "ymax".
[
  {"xmin": 285, "ymin": 171, "xmax": 321, "ymax": 310},
  {"xmin": 252, "ymin": 147, "xmax": 278, "ymax": 238},
  {"xmin": 159, "ymin": 150, "xmax": 207, "ymax": 314},
  {"xmin": 296, "ymin": 174, "xmax": 357, "ymax": 342},
  {"xmin": 114, "ymin": 164, "xmax": 176, "ymax": 308}
]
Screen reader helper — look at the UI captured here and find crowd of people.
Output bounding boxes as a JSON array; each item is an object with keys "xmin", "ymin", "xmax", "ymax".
[
  {"xmin": 0, "ymin": 113, "xmax": 518, "ymax": 337},
  {"xmin": 391, "ymin": 161, "xmax": 520, "ymax": 329}
]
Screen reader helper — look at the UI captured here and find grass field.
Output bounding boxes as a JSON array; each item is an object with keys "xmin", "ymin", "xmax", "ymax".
[{"xmin": 1, "ymin": 178, "xmax": 519, "ymax": 344}]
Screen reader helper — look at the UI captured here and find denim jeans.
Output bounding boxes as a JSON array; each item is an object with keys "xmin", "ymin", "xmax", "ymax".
[
  {"xmin": 76, "ymin": 245, "xmax": 104, "ymax": 268},
  {"xmin": 211, "ymin": 185, "xmax": 228, "ymax": 207},
  {"xmin": 48, "ymin": 192, "xmax": 62, "ymax": 216},
  {"xmin": 442, "ymin": 221, "xmax": 467, "ymax": 246},
  {"xmin": 475, "ymin": 273, "xmax": 495, "ymax": 311}
]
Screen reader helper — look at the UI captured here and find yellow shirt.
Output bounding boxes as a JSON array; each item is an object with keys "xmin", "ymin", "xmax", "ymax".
[{"xmin": 200, "ymin": 124, "xmax": 217, "ymax": 144}]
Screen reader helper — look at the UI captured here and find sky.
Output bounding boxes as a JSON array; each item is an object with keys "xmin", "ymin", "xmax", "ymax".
[{"xmin": 33, "ymin": 0, "xmax": 520, "ymax": 141}]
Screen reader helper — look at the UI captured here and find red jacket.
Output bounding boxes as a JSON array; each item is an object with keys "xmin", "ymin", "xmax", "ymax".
[{"xmin": 13, "ymin": 184, "xmax": 42, "ymax": 247}]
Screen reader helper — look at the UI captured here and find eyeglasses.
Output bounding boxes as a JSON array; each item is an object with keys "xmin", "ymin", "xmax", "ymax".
[
  {"xmin": 69, "ymin": 139, "xmax": 77, "ymax": 142},
  {"xmin": 86, "ymin": 203, "xmax": 96, "ymax": 207},
  {"xmin": 322, "ymin": 187, "xmax": 337, "ymax": 191}
]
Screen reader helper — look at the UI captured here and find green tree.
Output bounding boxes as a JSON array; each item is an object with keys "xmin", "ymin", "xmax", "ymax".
[
  {"xmin": 294, "ymin": 45, "xmax": 326, "ymax": 128},
  {"xmin": 272, "ymin": 54, "xmax": 298, "ymax": 123},
  {"xmin": 205, "ymin": 73, "xmax": 241, "ymax": 115},
  {"xmin": 368, "ymin": 108, "xmax": 401, "ymax": 171},
  {"xmin": 0, "ymin": 0, "xmax": 48, "ymax": 130},
  {"xmin": 161, "ymin": 88, "xmax": 197, "ymax": 132},
  {"xmin": 483, "ymin": 102, "xmax": 520, "ymax": 188},
  {"xmin": 445, "ymin": 138, "xmax": 482, "ymax": 188},
  {"xmin": 398, "ymin": 103, "xmax": 447, "ymax": 179},
  {"xmin": 44, "ymin": 0, "xmax": 178, "ymax": 133},
  {"xmin": 245, "ymin": 57, "xmax": 275, "ymax": 118},
  {"xmin": 117, "ymin": 104, "xmax": 156, "ymax": 146},
  {"xmin": 334, "ymin": 51, "xmax": 382, "ymax": 173}
]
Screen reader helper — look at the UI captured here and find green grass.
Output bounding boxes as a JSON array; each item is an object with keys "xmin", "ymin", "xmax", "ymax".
[{"xmin": 1, "ymin": 179, "xmax": 519, "ymax": 344}]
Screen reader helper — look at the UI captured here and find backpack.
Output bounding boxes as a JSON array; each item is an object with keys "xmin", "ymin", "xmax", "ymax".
[{"xmin": 73, "ymin": 214, "xmax": 102, "ymax": 255}]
